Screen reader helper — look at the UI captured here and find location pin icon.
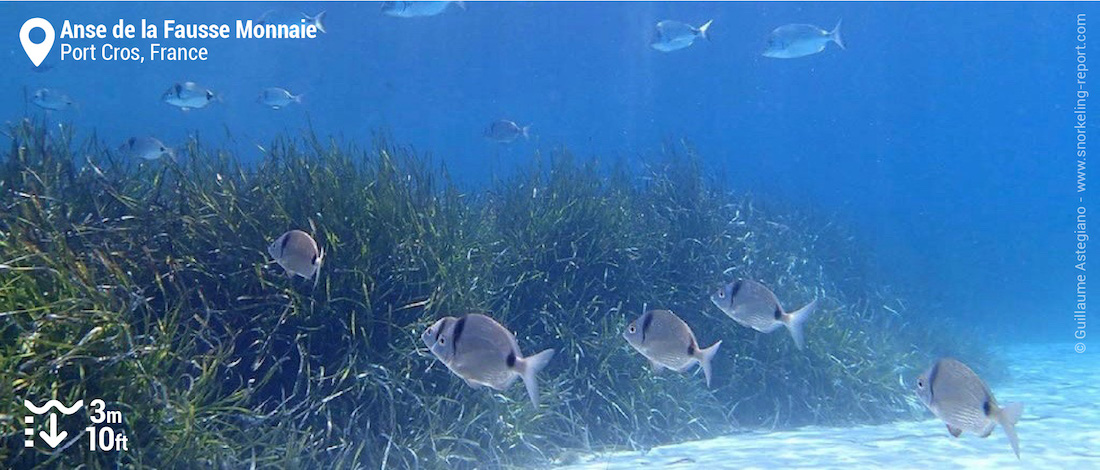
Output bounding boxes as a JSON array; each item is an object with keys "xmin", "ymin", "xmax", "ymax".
[{"xmin": 20, "ymin": 18, "xmax": 55, "ymax": 67}]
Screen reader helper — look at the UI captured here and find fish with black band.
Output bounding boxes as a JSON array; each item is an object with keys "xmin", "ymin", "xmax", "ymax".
[
  {"xmin": 268, "ymin": 230, "xmax": 324, "ymax": 287},
  {"xmin": 710, "ymin": 279, "xmax": 818, "ymax": 350},
  {"xmin": 422, "ymin": 313, "xmax": 555, "ymax": 407},
  {"xmin": 623, "ymin": 309, "xmax": 721, "ymax": 387},
  {"xmin": 916, "ymin": 357, "xmax": 1024, "ymax": 459}
]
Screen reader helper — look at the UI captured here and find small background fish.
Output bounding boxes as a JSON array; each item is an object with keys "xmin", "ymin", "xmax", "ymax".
[
  {"xmin": 120, "ymin": 136, "xmax": 173, "ymax": 160},
  {"xmin": 258, "ymin": 87, "xmax": 303, "ymax": 109},
  {"xmin": 257, "ymin": 9, "xmax": 327, "ymax": 33},
  {"xmin": 762, "ymin": 20, "xmax": 844, "ymax": 59},
  {"xmin": 382, "ymin": 1, "xmax": 464, "ymax": 18},
  {"xmin": 162, "ymin": 82, "xmax": 218, "ymax": 111},
  {"xmin": 30, "ymin": 88, "xmax": 75, "ymax": 111},
  {"xmin": 485, "ymin": 120, "xmax": 530, "ymax": 143},
  {"xmin": 650, "ymin": 20, "xmax": 713, "ymax": 52}
]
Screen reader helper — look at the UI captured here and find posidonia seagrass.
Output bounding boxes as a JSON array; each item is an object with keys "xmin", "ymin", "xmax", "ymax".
[{"xmin": 0, "ymin": 119, "xmax": 996, "ymax": 468}]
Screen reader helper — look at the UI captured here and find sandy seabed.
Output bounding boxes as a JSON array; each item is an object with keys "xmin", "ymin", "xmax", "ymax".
[{"xmin": 555, "ymin": 343, "xmax": 1099, "ymax": 470}]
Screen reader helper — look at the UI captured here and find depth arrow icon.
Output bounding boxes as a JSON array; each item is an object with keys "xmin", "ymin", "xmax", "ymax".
[{"xmin": 39, "ymin": 414, "xmax": 66, "ymax": 448}]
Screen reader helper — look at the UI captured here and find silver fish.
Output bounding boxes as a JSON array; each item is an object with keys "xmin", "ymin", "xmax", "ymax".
[
  {"xmin": 710, "ymin": 279, "xmax": 817, "ymax": 349},
  {"xmin": 650, "ymin": 20, "xmax": 713, "ymax": 52},
  {"xmin": 382, "ymin": 1, "xmax": 464, "ymax": 18},
  {"xmin": 762, "ymin": 20, "xmax": 844, "ymax": 59},
  {"xmin": 422, "ymin": 313, "xmax": 555, "ymax": 406},
  {"xmin": 162, "ymin": 82, "xmax": 217, "ymax": 111},
  {"xmin": 120, "ymin": 136, "xmax": 173, "ymax": 160},
  {"xmin": 257, "ymin": 9, "xmax": 327, "ymax": 33},
  {"xmin": 258, "ymin": 87, "xmax": 302, "ymax": 109},
  {"xmin": 916, "ymin": 358, "xmax": 1024, "ymax": 458},
  {"xmin": 484, "ymin": 120, "xmax": 530, "ymax": 143},
  {"xmin": 268, "ymin": 230, "xmax": 324, "ymax": 286},
  {"xmin": 623, "ymin": 309, "xmax": 721, "ymax": 387},
  {"xmin": 31, "ymin": 88, "xmax": 75, "ymax": 111}
]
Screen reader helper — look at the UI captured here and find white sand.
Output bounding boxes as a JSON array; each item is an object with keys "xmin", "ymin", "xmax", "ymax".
[{"xmin": 554, "ymin": 344, "xmax": 1099, "ymax": 469}]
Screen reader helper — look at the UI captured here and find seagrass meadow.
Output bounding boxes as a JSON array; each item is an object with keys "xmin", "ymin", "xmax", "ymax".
[{"xmin": 0, "ymin": 119, "xmax": 996, "ymax": 469}]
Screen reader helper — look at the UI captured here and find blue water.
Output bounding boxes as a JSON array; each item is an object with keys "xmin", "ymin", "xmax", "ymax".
[{"xmin": 0, "ymin": 1, "xmax": 1080, "ymax": 343}]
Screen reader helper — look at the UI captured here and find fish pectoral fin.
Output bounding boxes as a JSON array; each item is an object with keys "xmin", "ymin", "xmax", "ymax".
[{"xmin": 947, "ymin": 424, "xmax": 963, "ymax": 438}]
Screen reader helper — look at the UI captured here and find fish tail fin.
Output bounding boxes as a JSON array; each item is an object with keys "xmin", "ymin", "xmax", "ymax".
[
  {"xmin": 997, "ymin": 402, "xmax": 1024, "ymax": 459},
  {"xmin": 517, "ymin": 348, "xmax": 555, "ymax": 407},
  {"xmin": 830, "ymin": 19, "xmax": 844, "ymax": 50},
  {"xmin": 697, "ymin": 340, "xmax": 721, "ymax": 387},
  {"xmin": 522, "ymin": 125, "xmax": 532, "ymax": 140},
  {"xmin": 697, "ymin": 19, "xmax": 714, "ymax": 41},
  {"xmin": 784, "ymin": 298, "xmax": 818, "ymax": 350},
  {"xmin": 306, "ymin": 11, "xmax": 327, "ymax": 34},
  {"xmin": 294, "ymin": 93, "xmax": 304, "ymax": 104}
]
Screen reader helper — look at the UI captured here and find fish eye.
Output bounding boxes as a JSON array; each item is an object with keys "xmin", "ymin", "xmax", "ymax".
[
  {"xmin": 438, "ymin": 336, "xmax": 446, "ymax": 345},
  {"xmin": 917, "ymin": 379, "xmax": 924, "ymax": 389},
  {"xmin": 628, "ymin": 324, "xmax": 636, "ymax": 334},
  {"xmin": 718, "ymin": 290, "xmax": 725, "ymax": 298}
]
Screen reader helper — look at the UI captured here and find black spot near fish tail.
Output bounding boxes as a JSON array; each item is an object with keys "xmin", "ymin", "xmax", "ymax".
[
  {"xmin": 641, "ymin": 311, "xmax": 654, "ymax": 343},
  {"xmin": 506, "ymin": 351, "xmax": 516, "ymax": 368},
  {"xmin": 687, "ymin": 343, "xmax": 695, "ymax": 356},
  {"xmin": 451, "ymin": 316, "xmax": 467, "ymax": 355},
  {"xmin": 983, "ymin": 399, "xmax": 993, "ymax": 417},
  {"xmin": 773, "ymin": 306, "xmax": 783, "ymax": 320}
]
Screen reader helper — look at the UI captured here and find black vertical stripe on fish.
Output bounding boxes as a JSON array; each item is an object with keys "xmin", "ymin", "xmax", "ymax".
[
  {"xmin": 983, "ymin": 399, "xmax": 992, "ymax": 416},
  {"xmin": 174, "ymin": 83, "xmax": 182, "ymax": 96},
  {"xmin": 311, "ymin": 254, "xmax": 318, "ymax": 265},
  {"xmin": 279, "ymin": 233, "xmax": 291, "ymax": 257},
  {"xmin": 927, "ymin": 361, "xmax": 941, "ymax": 401},
  {"xmin": 451, "ymin": 316, "xmax": 467, "ymax": 355},
  {"xmin": 687, "ymin": 343, "xmax": 695, "ymax": 356},
  {"xmin": 506, "ymin": 351, "xmax": 517, "ymax": 368},
  {"xmin": 730, "ymin": 280, "xmax": 743, "ymax": 297},
  {"xmin": 773, "ymin": 306, "xmax": 783, "ymax": 320},
  {"xmin": 641, "ymin": 311, "xmax": 654, "ymax": 343},
  {"xmin": 433, "ymin": 318, "xmax": 447, "ymax": 343}
]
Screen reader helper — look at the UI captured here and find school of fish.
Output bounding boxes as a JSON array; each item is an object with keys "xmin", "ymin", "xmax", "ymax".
[{"xmin": 26, "ymin": 5, "xmax": 1025, "ymax": 461}]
